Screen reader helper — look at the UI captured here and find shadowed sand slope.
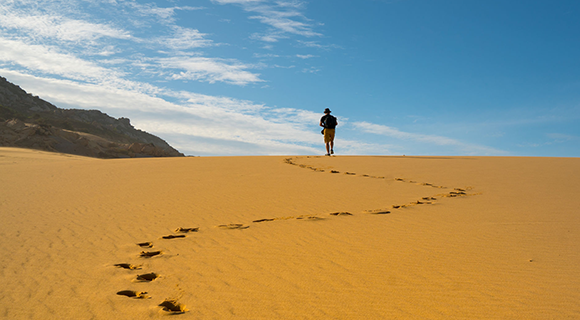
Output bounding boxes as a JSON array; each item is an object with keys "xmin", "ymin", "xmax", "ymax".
[{"xmin": 1, "ymin": 148, "xmax": 579, "ymax": 319}]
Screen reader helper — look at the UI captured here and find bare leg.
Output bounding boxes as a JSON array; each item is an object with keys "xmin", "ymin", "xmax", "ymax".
[
  {"xmin": 325, "ymin": 142, "xmax": 330, "ymax": 155},
  {"xmin": 330, "ymin": 141, "xmax": 334, "ymax": 154}
]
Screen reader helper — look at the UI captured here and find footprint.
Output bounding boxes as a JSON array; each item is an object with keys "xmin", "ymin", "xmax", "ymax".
[
  {"xmin": 330, "ymin": 170, "xmax": 340, "ymax": 173},
  {"xmin": 454, "ymin": 188, "xmax": 466, "ymax": 192},
  {"xmin": 392, "ymin": 205, "xmax": 401, "ymax": 209},
  {"xmin": 218, "ymin": 224, "xmax": 249, "ymax": 230},
  {"xmin": 296, "ymin": 216, "xmax": 324, "ymax": 221},
  {"xmin": 253, "ymin": 218, "xmax": 275, "ymax": 223},
  {"xmin": 395, "ymin": 178, "xmax": 404, "ymax": 181},
  {"xmin": 364, "ymin": 209, "xmax": 391, "ymax": 214},
  {"xmin": 344, "ymin": 172, "xmax": 356, "ymax": 175},
  {"xmin": 329, "ymin": 212, "xmax": 353, "ymax": 216},
  {"xmin": 161, "ymin": 234, "xmax": 186, "ymax": 239},
  {"xmin": 137, "ymin": 242, "xmax": 153, "ymax": 248},
  {"xmin": 135, "ymin": 272, "xmax": 159, "ymax": 282},
  {"xmin": 140, "ymin": 251, "xmax": 162, "ymax": 258},
  {"xmin": 159, "ymin": 299, "xmax": 187, "ymax": 313},
  {"xmin": 117, "ymin": 290, "xmax": 149, "ymax": 299},
  {"xmin": 445, "ymin": 191, "xmax": 466, "ymax": 197},
  {"xmin": 175, "ymin": 227, "xmax": 199, "ymax": 233},
  {"xmin": 114, "ymin": 263, "xmax": 142, "ymax": 270},
  {"xmin": 422, "ymin": 197, "xmax": 437, "ymax": 201}
]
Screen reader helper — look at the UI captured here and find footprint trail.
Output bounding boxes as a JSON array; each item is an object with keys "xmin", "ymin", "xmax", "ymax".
[{"xmin": 110, "ymin": 156, "xmax": 479, "ymax": 316}]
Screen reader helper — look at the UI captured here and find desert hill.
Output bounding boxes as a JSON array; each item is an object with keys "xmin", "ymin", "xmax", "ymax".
[
  {"xmin": 1, "ymin": 149, "xmax": 579, "ymax": 319},
  {"xmin": 0, "ymin": 76, "xmax": 183, "ymax": 158}
]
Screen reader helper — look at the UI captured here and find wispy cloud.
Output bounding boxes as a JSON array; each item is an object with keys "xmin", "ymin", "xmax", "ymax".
[
  {"xmin": 354, "ymin": 122, "xmax": 459, "ymax": 146},
  {"xmin": 0, "ymin": 37, "xmax": 124, "ymax": 84},
  {"xmin": 273, "ymin": 64, "xmax": 296, "ymax": 69},
  {"xmin": 546, "ymin": 133, "xmax": 579, "ymax": 141},
  {"xmin": 125, "ymin": 2, "xmax": 204, "ymax": 23},
  {"xmin": 353, "ymin": 122, "xmax": 506, "ymax": 155},
  {"xmin": 152, "ymin": 26, "xmax": 214, "ymax": 50},
  {"xmin": 250, "ymin": 32, "xmax": 288, "ymax": 43},
  {"xmin": 0, "ymin": 12, "xmax": 131, "ymax": 43},
  {"xmin": 516, "ymin": 132, "xmax": 580, "ymax": 149},
  {"xmin": 301, "ymin": 67, "xmax": 320, "ymax": 73},
  {"xmin": 154, "ymin": 56, "xmax": 264, "ymax": 85},
  {"xmin": 0, "ymin": 1, "xmax": 133, "ymax": 48},
  {"xmin": 297, "ymin": 40, "xmax": 340, "ymax": 50},
  {"xmin": 213, "ymin": 0, "xmax": 321, "ymax": 42},
  {"xmin": 254, "ymin": 53, "xmax": 281, "ymax": 58},
  {"xmin": 212, "ymin": 0, "xmax": 264, "ymax": 4},
  {"xmin": 248, "ymin": 15, "xmax": 321, "ymax": 38}
]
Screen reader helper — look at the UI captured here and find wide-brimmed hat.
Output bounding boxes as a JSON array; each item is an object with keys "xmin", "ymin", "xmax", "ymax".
[{"xmin": 324, "ymin": 108, "xmax": 331, "ymax": 113}]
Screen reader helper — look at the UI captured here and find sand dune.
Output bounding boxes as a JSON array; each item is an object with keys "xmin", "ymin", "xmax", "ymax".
[{"xmin": 1, "ymin": 147, "xmax": 579, "ymax": 319}]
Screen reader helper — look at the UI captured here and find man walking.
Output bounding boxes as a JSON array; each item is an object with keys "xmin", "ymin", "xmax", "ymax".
[{"xmin": 320, "ymin": 108, "xmax": 338, "ymax": 156}]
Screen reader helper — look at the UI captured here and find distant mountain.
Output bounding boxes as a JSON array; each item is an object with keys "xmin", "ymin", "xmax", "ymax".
[{"xmin": 0, "ymin": 76, "xmax": 184, "ymax": 158}]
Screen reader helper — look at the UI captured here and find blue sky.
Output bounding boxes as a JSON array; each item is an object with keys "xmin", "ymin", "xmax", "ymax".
[{"xmin": 0, "ymin": 0, "xmax": 578, "ymax": 156}]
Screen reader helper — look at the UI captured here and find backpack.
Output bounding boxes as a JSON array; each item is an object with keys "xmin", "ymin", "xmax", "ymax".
[{"xmin": 324, "ymin": 115, "xmax": 337, "ymax": 129}]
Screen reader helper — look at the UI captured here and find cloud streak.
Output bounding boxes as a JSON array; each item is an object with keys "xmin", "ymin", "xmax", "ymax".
[
  {"xmin": 0, "ymin": 37, "xmax": 124, "ymax": 84},
  {"xmin": 213, "ymin": 0, "xmax": 321, "ymax": 42},
  {"xmin": 352, "ymin": 122, "xmax": 506, "ymax": 155},
  {"xmin": 154, "ymin": 56, "xmax": 264, "ymax": 85},
  {"xmin": 0, "ymin": 12, "xmax": 131, "ymax": 43},
  {"xmin": 126, "ymin": 3, "xmax": 204, "ymax": 22},
  {"xmin": 152, "ymin": 26, "xmax": 214, "ymax": 50}
]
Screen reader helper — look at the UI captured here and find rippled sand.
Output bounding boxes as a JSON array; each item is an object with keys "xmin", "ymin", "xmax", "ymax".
[{"xmin": 1, "ymin": 147, "xmax": 579, "ymax": 319}]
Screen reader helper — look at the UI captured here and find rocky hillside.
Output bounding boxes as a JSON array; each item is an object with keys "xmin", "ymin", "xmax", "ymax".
[{"xmin": 0, "ymin": 76, "xmax": 184, "ymax": 158}]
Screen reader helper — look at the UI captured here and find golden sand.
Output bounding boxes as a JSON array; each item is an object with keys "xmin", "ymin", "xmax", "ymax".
[{"xmin": 1, "ymin": 147, "xmax": 579, "ymax": 319}]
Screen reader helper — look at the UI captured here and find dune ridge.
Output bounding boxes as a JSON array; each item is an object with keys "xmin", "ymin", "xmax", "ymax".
[{"xmin": 1, "ymin": 147, "xmax": 579, "ymax": 319}]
